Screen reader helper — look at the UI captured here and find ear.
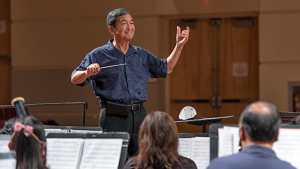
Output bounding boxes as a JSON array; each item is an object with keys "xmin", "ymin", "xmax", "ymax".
[
  {"xmin": 8, "ymin": 141, "xmax": 12, "ymax": 149},
  {"xmin": 239, "ymin": 126, "xmax": 246, "ymax": 141},
  {"xmin": 108, "ymin": 26, "xmax": 114, "ymax": 35},
  {"xmin": 40, "ymin": 142, "xmax": 46, "ymax": 155}
]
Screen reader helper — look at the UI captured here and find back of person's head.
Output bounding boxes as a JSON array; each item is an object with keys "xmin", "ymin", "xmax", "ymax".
[
  {"xmin": 239, "ymin": 101, "xmax": 281, "ymax": 142},
  {"xmin": 288, "ymin": 115, "xmax": 300, "ymax": 125},
  {"xmin": 9, "ymin": 116, "xmax": 46, "ymax": 169},
  {"xmin": 106, "ymin": 8, "xmax": 131, "ymax": 27},
  {"xmin": 135, "ymin": 111, "xmax": 182, "ymax": 169},
  {"xmin": 0, "ymin": 117, "xmax": 17, "ymax": 134}
]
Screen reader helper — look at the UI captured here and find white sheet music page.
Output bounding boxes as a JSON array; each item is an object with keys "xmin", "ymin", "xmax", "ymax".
[
  {"xmin": 0, "ymin": 140, "xmax": 10, "ymax": 152},
  {"xmin": 223, "ymin": 126, "xmax": 240, "ymax": 154},
  {"xmin": 178, "ymin": 138, "xmax": 192, "ymax": 158},
  {"xmin": 0, "ymin": 135, "xmax": 11, "ymax": 152},
  {"xmin": 0, "ymin": 159, "xmax": 16, "ymax": 169},
  {"xmin": 190, "ymin": 137, "xmax": 210, "ymax": 169},
  {"xmin": 46, "ymin": 138, "xmax": 84, "ymax": 169},
  {"xmin": 79, "ymin": 139, "xmax": 123, "ymax": 169},
  {"xmin": 218, "ymin": 128, "xmax": 234, "ymax": 157},
  {"xmin": 272, "ymin": 128, "xmax": 300, "ymax": 169}
]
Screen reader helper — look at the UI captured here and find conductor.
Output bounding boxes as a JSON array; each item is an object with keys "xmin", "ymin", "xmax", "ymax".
[{"xmin": 71, "ymin": 8, "xmax": 190, "ymax": 157}]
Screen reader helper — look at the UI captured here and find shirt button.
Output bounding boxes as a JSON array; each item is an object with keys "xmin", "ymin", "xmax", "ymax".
[
  {"xmin": 132, "ymin": 101, "xmax": 133, "ymax": 103},
  {"xmin": 128, "ymin": 78, "xmax": 130, "ymax": 80},
  {"xmin": 130, "ymin": 89, "xmax": 132, "ymax": 91},
  {"xmin": 127, "ymin": 67, "xmax": 128, "ymax": 69}
]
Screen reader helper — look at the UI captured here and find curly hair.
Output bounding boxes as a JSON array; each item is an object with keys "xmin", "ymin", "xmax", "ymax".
[{"xmin": 133, "ymin": 111, "xmax": 185, "ymax": 169}]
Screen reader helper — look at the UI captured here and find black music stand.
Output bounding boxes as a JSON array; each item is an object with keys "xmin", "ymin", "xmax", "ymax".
[{"xmin": 175, "ymin": 116, "xmax": 234, "ymax": 133}]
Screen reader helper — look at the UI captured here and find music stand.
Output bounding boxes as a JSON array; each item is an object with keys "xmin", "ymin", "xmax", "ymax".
[
  {"xmin": 0, "ymin": 151, "xmax": 16, "ymax": 169},
  {"xmin": 46, "ymin": 132, "xmax": 129, "ymax": 169},
  {"xmin": 175, "ymin": 116, "xmax": 234, "ymax": 133}
]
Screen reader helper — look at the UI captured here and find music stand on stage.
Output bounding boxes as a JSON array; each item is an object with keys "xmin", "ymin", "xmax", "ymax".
[{"xmin": 175, "ymin": 116, "xmax": 234, "ymax": 133}]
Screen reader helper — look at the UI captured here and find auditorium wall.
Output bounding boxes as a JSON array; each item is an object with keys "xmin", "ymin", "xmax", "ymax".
[
  {"xmin": 8, "ymin": 0, "xmax": 299, "ymax": 126},
  {"xmin": 259, "ymin": 0, "xmax": 300, "ymax": 111}
]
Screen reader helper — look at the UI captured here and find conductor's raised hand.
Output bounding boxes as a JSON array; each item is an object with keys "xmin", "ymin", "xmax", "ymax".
[
  {"xmin": 86, "ymin": 63, "xmax": 101, "ymax": 76},
  {"xmin": 176, "ymin": 26, "xmax": 190, "ymax": 49}
]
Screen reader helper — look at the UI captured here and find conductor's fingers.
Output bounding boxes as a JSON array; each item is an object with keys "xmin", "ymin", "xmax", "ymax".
[
  {"xmin": 177, "ymin": 26, "xmax": 181, "ymax": 36},
  {"xmin": 186, "ymin": 26, "xmax": 190, "ymax": 32}
]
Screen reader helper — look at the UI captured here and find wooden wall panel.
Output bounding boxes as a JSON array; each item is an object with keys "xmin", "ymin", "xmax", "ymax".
[
  {"xmin": 11, "ymin": 0, "xmax": 159, "ymax": 20},
  {"xmin": 0, "ymin": 58, "xmax": 11, "ymax": 104},
  {"xmin": 260, "ymin": 63, "xmax": 300, "ymax": 111},
  {"xmin": 260, "ymin": 0, "xmax": 300, "ymax": 12},
  {"xmin": 159, "ymin": 0, "xmax": 259, "ymax": 15},
  {"xmin": 259, "ymin": 13, "xmax": 300, "ymax": 62},
  {"xmin": 0, "ymin": 0, "xmax": 10, "ymax": 56}
]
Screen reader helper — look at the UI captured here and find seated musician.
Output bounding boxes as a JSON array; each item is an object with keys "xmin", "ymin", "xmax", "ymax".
[
  {"xmin": 8, "ymin": 116, "xmax": 47, "ymax": 169},
  {"xmin": 207, "ymin": 101, "xmax": 296, "ymax": 169},
  {"xmin": 124, "ymin": 111, "xmax": 197, "ymax": 169}
]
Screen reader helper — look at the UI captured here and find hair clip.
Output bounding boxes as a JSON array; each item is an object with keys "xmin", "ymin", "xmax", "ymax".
[{"xmin": 11, "ymin": 122, "xmax": 43, "ymax": 144}]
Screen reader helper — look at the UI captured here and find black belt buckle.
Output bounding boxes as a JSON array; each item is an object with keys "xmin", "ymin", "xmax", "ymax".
[{"xmin": 131, "ymin": 103, "xmax": 141, "ymax": 111}]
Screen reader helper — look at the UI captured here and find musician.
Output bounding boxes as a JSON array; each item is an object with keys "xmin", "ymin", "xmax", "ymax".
[
  {"xmin": 8, "ymin": 116, "xmax": 47, "ymax": 169},
  {"xmin": 70, "ymin": 8, "xmax": 190, "ymax": 156},
  {"xmin": 207, "ymin": 101, "xmax": 296, "ymax": 169},
  {"xmin": 124, "ymin": 111, "xmax": 197, "ymax": 169}
]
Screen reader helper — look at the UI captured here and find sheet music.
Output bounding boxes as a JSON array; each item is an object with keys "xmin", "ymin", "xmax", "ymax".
[
  {"xmin": 0, "ymin": 135, "xmax": 11, "ymax": 153},
  {"xmin": 218, "ymin": 128, "xmax": 234, "ymax": 157},
  {"xmin": 0, "ymin": 140, "xmax": 10, "ymax": 152},
  {"xmin": 46, "ymin": 138, "xmax": 84, "ymax": 169},
  {"xmin": 0, "ymin": 159, "xmax": 16, "ymax": 169},
  {"xmin": 178, "ymin": 138, "xmax": 192, "ymax": 158},
  {"xmin": 223, "ymin": 126, "xmax": 240, "ymax": 154},
  {"xmin": 273, "ymin": 128, "xmax": 300, "ymax": 169},
  {"xmin": 190, "ymin": 137, "xmax": 210, "ymax": 169},
  {"xmin": 79, "ymin": 139, "xmax": 123, "ymax": 169}
]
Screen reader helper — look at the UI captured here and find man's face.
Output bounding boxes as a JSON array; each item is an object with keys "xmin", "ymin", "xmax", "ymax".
[{"xmin": 110, "ymin": 14, "xmax": 135, "ymax": 41}]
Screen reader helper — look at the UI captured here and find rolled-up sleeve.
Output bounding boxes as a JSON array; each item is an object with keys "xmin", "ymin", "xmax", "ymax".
[{"xmin": 71, "ymin": 53, "xmax": 93, "ymax": 86}]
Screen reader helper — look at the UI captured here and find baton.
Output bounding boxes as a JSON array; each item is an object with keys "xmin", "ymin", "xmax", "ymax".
[{"xmin": 101, "ymin": 63, "xmax": 126, "ymax": 69}]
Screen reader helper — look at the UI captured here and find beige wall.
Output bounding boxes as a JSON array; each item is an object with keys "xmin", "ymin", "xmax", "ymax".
[
  {"xmin": 259, "ymin": 0, "xmax": 300, "ymax": 111},
  {"xmin": 10, "ymin": 0, "xmax": 300, "ymax": 126}
]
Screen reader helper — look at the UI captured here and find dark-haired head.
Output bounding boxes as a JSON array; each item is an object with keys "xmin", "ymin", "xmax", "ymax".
[
  {"xmin": 106, "ymin": 8, "xmax": 131, "ymax": 27},
  {"xmin": 239, "ymin": 101, "xmax": 281, "ymax": 142},
  {"xmin": 135, "ymin": 111, "xmax": 183, "ymax": 169},
  {"xmin": 9, "ymin": 116, "xmax": 46, "ymax": 169}
]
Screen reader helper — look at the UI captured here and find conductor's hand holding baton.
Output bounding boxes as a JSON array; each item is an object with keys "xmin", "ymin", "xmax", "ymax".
[{"xmin": 86, "ymin": 63, "xmax": 101, "ymax": 76}]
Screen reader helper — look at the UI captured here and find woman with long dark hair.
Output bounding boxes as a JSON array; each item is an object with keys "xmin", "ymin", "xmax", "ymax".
[
  {"xmin": 8, "ymin": 116, "xmax": 47, "ymax": 169},
  {"xmin": 124, "ymin": 111, "xmax": 197, "ymax": 169}
]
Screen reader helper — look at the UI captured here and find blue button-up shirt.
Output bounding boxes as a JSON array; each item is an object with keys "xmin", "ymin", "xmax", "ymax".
[
  {"xmin": 71, "ymin": 39, "xmax": 168, "ymax": 105},
  {"xmin": 207, "ymin": 145, "xmax": 296, "ymax": 169}
]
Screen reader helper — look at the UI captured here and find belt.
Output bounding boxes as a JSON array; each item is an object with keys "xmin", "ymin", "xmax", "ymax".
[{"xmin": 102, "ymin": 102, "xmax": 143, "ymax": 111}]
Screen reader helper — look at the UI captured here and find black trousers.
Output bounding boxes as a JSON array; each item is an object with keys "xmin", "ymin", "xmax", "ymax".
[{"xmin": 99, "ymin": 105, "xmax": 147, "ymax": 157}]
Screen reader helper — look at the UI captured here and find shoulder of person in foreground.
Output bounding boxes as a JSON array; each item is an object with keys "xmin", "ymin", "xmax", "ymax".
[
  {"xmin": 179, "ymin": 156, "xmax": 197, "ymax": 169},
  {"xmin": 123, "ymin": 158, "xmax": 136, "ymax": 169}
]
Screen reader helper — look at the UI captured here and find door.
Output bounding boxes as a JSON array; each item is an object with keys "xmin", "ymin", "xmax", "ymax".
[{"xmin": 170, "ymin": 17, "xmax": 258, "ymax": 133}]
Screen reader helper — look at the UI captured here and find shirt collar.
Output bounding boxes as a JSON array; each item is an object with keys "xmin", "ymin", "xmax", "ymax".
[
  {"xmin": 241, "ymin": 145, "xmax": 277, "ymax": 158},
  {"xmin": 107, "ymin": 39, "xmax": 137, "ymax": 55}
]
